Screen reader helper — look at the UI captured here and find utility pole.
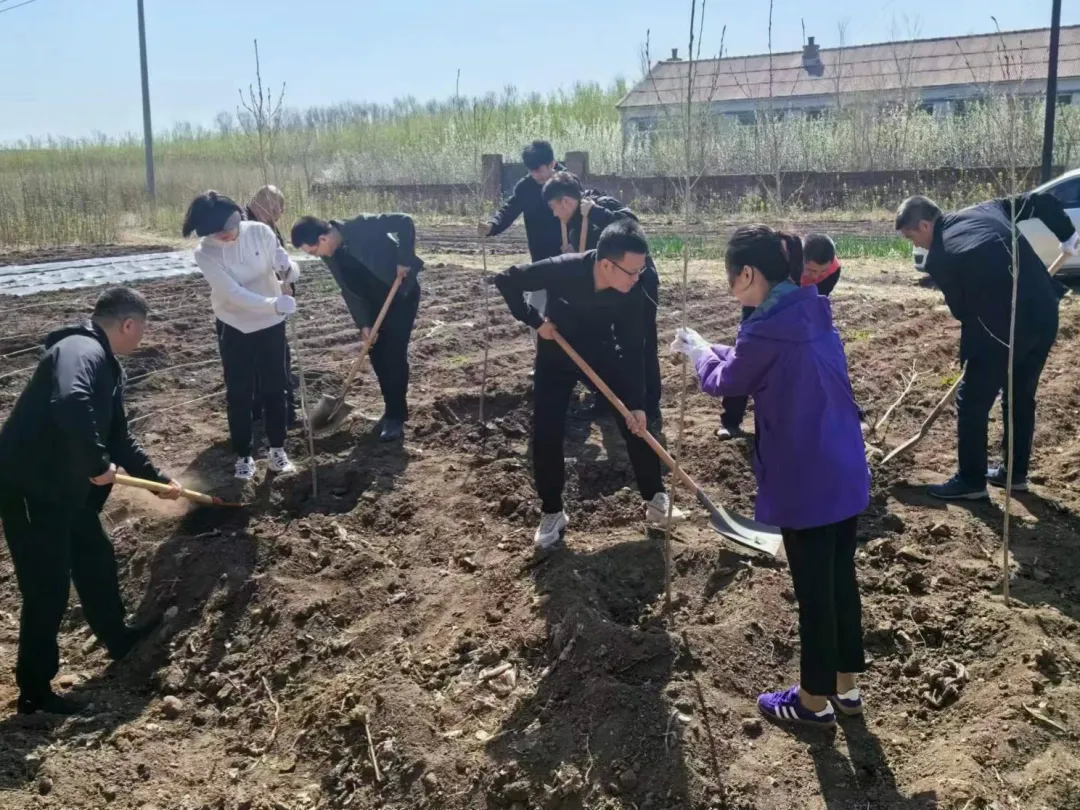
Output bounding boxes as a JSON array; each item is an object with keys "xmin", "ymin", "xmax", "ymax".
[
  {"xmin": 137, "ymin": 0, "xmax": 155, "ymax": 199},
  {"xmin": 1041, "ymin": 0, "xmax": 1063, "ymax": 184}
]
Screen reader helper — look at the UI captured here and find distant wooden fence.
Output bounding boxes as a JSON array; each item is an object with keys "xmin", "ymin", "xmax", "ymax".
[{"xmin": 312, "ymin": 151, "xmax": 1058, "ymax": 212}]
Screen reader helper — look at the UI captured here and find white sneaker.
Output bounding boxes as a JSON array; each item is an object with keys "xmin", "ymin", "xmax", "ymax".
[
  {"xmin": 234, "ymin": 456, "xmax": 256, "ymax": 481},
  {"xmin": 268, "ymin": 447, "xmax": 295, "ymax": 474},
  {"xmin": 534, "ymin": 511, "xmax": 569, "ymax": 549},
  {"xmin": 646, "ymin": 492, "xmax": 688, "ymax": 526}
]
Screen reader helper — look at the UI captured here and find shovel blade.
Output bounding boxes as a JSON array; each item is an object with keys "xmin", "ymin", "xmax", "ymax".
[
  {"xmin": 309, "ymin": 395, "xmax": 353, "ymax": 434},
  {"xmin": 694, "ymin": 490, "xmax": 782, "ymax": 556}
]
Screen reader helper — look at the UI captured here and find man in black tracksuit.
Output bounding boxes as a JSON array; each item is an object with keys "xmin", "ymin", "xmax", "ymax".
[
  {"xmin": 291, "ymin": 213, "xmax": 424, "ymax": 442},
  {"xmin": 542, "ymin": 171, "xmax": 664, "ymax": 430},
  {"xmin": 896, "ymin": 192, "xmax": 1079, "ymax": 500},
  {"xmin": 480, "ymin": 140, "xmax": 565, "ymax": 323},
  {"xmin": 488, "ymin": 219, "xmax": 684, "ymax": 549},
  {"xmin": 0, "ymin": 287, "xmax": 180, "ymax": 715}
]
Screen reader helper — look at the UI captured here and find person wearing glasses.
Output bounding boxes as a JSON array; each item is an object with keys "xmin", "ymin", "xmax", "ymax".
[
  {"xmin": 542, "ymin": 171, "xmax": 664, "ymax": 434},
  {"xmin": 487, "ymin": 219, "xmax": 686, "ymax": 549}
]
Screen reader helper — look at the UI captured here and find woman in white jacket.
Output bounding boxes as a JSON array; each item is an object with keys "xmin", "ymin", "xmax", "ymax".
[{"xmin": 182, "ymin": 191, "xmax": 299, "ymax": 481}]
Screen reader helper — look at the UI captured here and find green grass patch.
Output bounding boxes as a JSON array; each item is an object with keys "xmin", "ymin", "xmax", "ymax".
[
  {"xmin": 448, "ymin": 355, "xmax": 470, "ymax": 368},
  {"xmin": 940, "ymin": 371, "xmax": 963, "ymax": 387},
  {"xmin": 843, "ymin": 329, "xmax": 874, "ymax": 343},
  {"xmin": 833, "ymin": 235, "xmax": 910, "ymax": 260}
]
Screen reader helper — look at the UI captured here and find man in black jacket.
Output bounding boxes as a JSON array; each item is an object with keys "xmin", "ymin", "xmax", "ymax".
[
  {"xmin": 489, "ymin": 220, "xmax": 685, "ymax": 549},
  {"xmin": 292, "ymin": 213, "xmax": 424, "ymax": 442},
  {"xmin": 480, "ymin": 140, "xmax": 565, "ymax": 322},
  {"xmin": 896, "ymin": 192, "xmax": 1079, "ymax": 500},
  {"xmin": 542, "ymin": 171, "xmax": 664, "ymax": 430},
  {"xmin": 0, "ymin": 287, "xmax": 181, "ymax": 715}
]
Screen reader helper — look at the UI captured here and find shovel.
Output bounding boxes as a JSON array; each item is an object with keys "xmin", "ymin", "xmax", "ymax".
[
  {"xmin": 309, "ymin": 275, "xmax": 403, "ymax": 433},
  {"xmin": 115, "ymin": 474, "xmax": 241, "ymax": 507},
  {"xmin": 881, "ymin": 363, "xmax": 966, "ymax": 465},
  {"xmin": 578, "ymin": 207, "xmax": 590, "ymax": 253},
  {"xmin": 548, "ymin": 327, "xmax": 782, "ymax": 556}
]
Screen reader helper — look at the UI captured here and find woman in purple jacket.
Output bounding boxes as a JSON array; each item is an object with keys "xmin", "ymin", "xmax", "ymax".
[{"xmin": 672, "ymin": 224, "xmax": 870, "ymax": 729}]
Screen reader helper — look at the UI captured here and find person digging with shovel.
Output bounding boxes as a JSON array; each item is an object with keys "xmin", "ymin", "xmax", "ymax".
[
  {"xmin": 291, "ymin": 212, "xmax": 423, "ymax": 442},
  {"xmin": 542, "ymin": 171, "xmax": 664, "ymax": 435},
  {"xmin": 185, "ymin": 191, "xmax": 300, "ymax": 482},
  {"xmin": 895, "ymin": 193, "xmax": 1078, "ymax": 501},
  {"xmin": 0, "ymin": 287, "xmax": 183, "ymax": 716},
  {"xmin": 671, "ymin": 224, "xmax": 870, "ymax": 729},
  {"xmin": 488, "ymin": 219, "xmax": 686, "ymax": 549}
]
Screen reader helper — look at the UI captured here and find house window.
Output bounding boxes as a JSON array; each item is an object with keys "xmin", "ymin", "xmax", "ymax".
[
  {"xmin": 919, "ymin": 102, "xmax": 935, "ymax": 116},
  {"xmin": 1058, "ymin": 94, "xmax": 1072, "ymax": 107},
  {"xmin": 736, "ymin": 111, "xmax": 756, "ymax": 126},
  {"xmin": 806, "ymin": 109, "xmax": 824, "ymax": 120}
]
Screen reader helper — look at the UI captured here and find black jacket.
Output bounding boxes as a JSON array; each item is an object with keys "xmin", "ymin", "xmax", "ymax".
[
  {"xmin": 566, "ymin": 192, "xmax": 660, "ymax": 298},
  {"xmin": 0, "ymin": 322, "xmax": 167, "ymax": 510},
  {"xmin": 489, "ymin": 252, "xmax": 647, "ymax": 410},
  {"xmin": 244, "ymin": 207, "xmax": 285, "ymax": 247},
  {"xmin": 925, "ymin": 191, "xmax": 1075, "ymax": 359},
  {"xmin": 325, "ymin": 214, "xmax": 424, "ymax": 329},
  {"xmin": 487, "ymin": 163, "xmax": 566, "ymax": 262}
]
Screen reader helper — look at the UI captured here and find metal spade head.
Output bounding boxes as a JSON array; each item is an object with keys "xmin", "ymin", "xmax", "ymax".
[
  {"xmin": 696, "ymin": 490, "xmax": 783, "ymax": 556},
  {"xmin": 308, "ymin": 394, "xmax": 354, "ymax": 434}
]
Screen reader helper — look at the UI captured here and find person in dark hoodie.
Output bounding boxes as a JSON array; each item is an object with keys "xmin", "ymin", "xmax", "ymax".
[
  {"xmin": 488, "ymin": 219, "xmax": 686, "ymax": 549},
  {"xmin": 896, "ymin": 193, "xmax": 1079, "ymax": 500},
  {"xmin": 291, "ymin": 212, "xmax": 424, "ymax": 442},
  {"xmin": 672, "ymin": 224, "xmax": 869, "ymax": 729},
  {"xmin": 541, "ymin": 171, "xmax": 663, "ymax": 431},
  {"xmin": 480, "ymin": 140, "xmax": 565, "ymax": 322},
  {"xmin": 0, "ymin": 287, "xmax": 182, "ymax": 715}
]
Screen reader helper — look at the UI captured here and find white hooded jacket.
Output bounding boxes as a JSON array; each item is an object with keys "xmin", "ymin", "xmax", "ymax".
[{"xmin": 194, "ymin": 221, "xmax": 299, "ymax": 333}]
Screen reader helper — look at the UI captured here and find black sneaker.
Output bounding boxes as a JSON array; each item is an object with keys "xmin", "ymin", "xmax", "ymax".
[
  {"xmin": 928, "ymin": 474, "xmax": 989, "ymax": 501},
  {"xmin": 106, "ymin": 617, "xmax": 161, "ymax": 661},
  {"xmin": 17, "ymin": 691, "xmax": 86, "ymax": 716},
  {"xmin": 986, "ymin": 467, "xmax": 1029, "ymax": 492},
  {"xmin": 379, "ymin": 419, "xmax": 404, "ymax": 442}
]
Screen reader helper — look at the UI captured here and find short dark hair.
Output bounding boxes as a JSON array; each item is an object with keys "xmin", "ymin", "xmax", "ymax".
[
  {"xmin": 541, "ymin": 171, "xmax": 583, "ymax": 204},
  {"xmin": 93, "ymin": 286, "xmax": 149, "ymax": 324},
  {"xmin": 522, "ymin": 140, "xmax": 555, "ymax": 171},
  {"xmin": 803, "ymin": 233, "xmax": 836, "ymax": 265},
  {"xmin": 725, "ymin": 225, "xmax": 801, "ymax": 286},
  {"xmin": 895, "ymin": 196, "xmax": 942, "ymax": 231},
  {"xmin": 596, "ymin": 219, "xmax": 649, "ymax": 262},
  {"xmin": 181, "ymin": 190, "xmax": 241, "ymax": 237},
  {"xmin": 290, "ymin": 216, "xmax": 332, "ymax": 249}
]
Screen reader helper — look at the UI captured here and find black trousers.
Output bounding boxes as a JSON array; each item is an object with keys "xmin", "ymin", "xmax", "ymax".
[
  {"xmin": 783, "ymin": 516, "xmax": 865, "ymax": 696},
  {"xmin": 252, "ymin": 341, "xmax": 296, "ymax": 423},
  {"xmin": 216, "ymin": 319, "xmax": 289, "ymax": 457},
  {"xmin": 957, "ymin": 320, "xmax": 1057, "ymax": 484},
  {"xmin": 721, "ymin": 306, "xmax": 757, "ymax": 430},
  {"xmin": 533, "ymin": 340, "xmax": 663, "ymax": 514},
  {"xmin": 368, "ymin": 289, "xmax": 420, "ymax": 422},
  {"xmin": 644, "ymin": 293, "xmax": 662, "ymax": 420},
  {"xmin": 0, "ymin": 489, "xmax": 127, "ymax": 698}
]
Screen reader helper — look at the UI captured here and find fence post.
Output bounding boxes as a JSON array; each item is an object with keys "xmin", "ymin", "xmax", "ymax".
[
  {"xmin": 482, "ymin": 154, "xmax": 503, "ymax": 203},
  {"xmin": 564, "ymin": 151, "xmax": 590, "ymax": 181}
]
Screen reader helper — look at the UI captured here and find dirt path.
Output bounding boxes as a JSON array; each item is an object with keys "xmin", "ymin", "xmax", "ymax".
[{"xmin": 0, "ymin": 251, "xmax": 1078, "ymax": 810}]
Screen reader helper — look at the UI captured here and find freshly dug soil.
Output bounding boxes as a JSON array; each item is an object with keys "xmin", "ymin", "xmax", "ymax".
[{"xmin": 0, "ymin": 239, "xmax": 1078, "ymax": 810}]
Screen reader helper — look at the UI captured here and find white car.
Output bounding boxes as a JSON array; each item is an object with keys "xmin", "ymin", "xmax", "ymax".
[{"xmin": 1017, "ymin": 168, "xmax": 1080, "ymax": 278}]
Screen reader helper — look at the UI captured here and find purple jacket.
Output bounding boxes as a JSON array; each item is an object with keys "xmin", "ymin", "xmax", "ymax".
[{"xmin": 695, "ymin": 285, "xmax": 869, "ymax": 530}]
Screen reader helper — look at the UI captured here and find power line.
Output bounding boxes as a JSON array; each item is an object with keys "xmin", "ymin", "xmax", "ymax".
[{"xmin": 0, "ymin": 0, "xmax": 44, "ymax": 14}]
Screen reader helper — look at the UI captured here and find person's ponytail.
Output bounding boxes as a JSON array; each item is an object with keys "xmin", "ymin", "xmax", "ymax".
[
  {"xmin": 181, "ymin": 190, "xmax": 241, "ymax": 238},
  {"xmin": 778, "ymin": 230, "xmax": 804, "ymax": 283}
]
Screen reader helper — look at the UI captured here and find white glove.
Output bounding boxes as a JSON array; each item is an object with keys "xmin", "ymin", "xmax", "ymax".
[
  {"xmin": 280, "ymin": 259, "xmax": 300, "ymax": 286},
  {"xmin": 669, "ymin": 326, "xmax": 711, "ymax": 365},
  {"xmin": 273, "ymin": 246, "xmax": 292, "ymax": 272},
  {"xmin": 274, "ymin": 295, "xmax": 296, "ymax": 316},
  {"xmin": 1061, "ymin": 232, "xmax": 1080, "ymax": 256}
]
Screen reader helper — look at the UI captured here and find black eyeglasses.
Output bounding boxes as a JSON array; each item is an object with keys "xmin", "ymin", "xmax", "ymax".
[{"xmin": 610, "ymin": 258, "xmax": 645, "ymax": 277}]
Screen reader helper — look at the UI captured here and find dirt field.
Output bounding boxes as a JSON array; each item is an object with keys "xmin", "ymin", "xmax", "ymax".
[{"xmin": 0, "ymin": 233, "xmax": 1079, "ymax": 810}]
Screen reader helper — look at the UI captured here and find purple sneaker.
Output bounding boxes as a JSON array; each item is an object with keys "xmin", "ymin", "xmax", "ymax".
[
  {"xmin": 757, "ymin": 686, "xmax": 837, "ymax": 728},
  {"xmin": 830, "ymin": 688, "xmax": 864, "ymax": 716}
]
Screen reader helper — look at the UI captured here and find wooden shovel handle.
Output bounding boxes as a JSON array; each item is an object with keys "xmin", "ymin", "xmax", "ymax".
[
  {"xmin": 115, "ymin": 473, "xmax": 217, "ymax": 505},
  {"xmin": 339, "ymin": 275, "xmax": 404, "ymax": 395},
  {"xmin": 549, "ymin": 328, "xmax": 700, "ymax": 496},
  {"xmin": 1048, "ymin": 251, "xmax": 1069, "ymax": 276},
  {"xmin": 578, "ymin": 209, "xmax": 589, "ymax": 253},
  {"xmin": 560, "ymin": 220, "xmax": 570, "ymax": 252}
]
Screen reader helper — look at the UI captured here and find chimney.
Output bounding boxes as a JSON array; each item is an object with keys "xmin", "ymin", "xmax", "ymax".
[
  {"xmin": 802, "ymin": 35, "xmax": 824, "ymax": 77},
  {"xmin": 670, "ymin": 48, "xmax": 681, "ymax": 61}
]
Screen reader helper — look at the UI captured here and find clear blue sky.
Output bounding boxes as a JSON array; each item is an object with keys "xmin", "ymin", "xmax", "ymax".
[{"xmin": 0, "ymin": 0, "xmax": 1073, "ymax": 143}]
